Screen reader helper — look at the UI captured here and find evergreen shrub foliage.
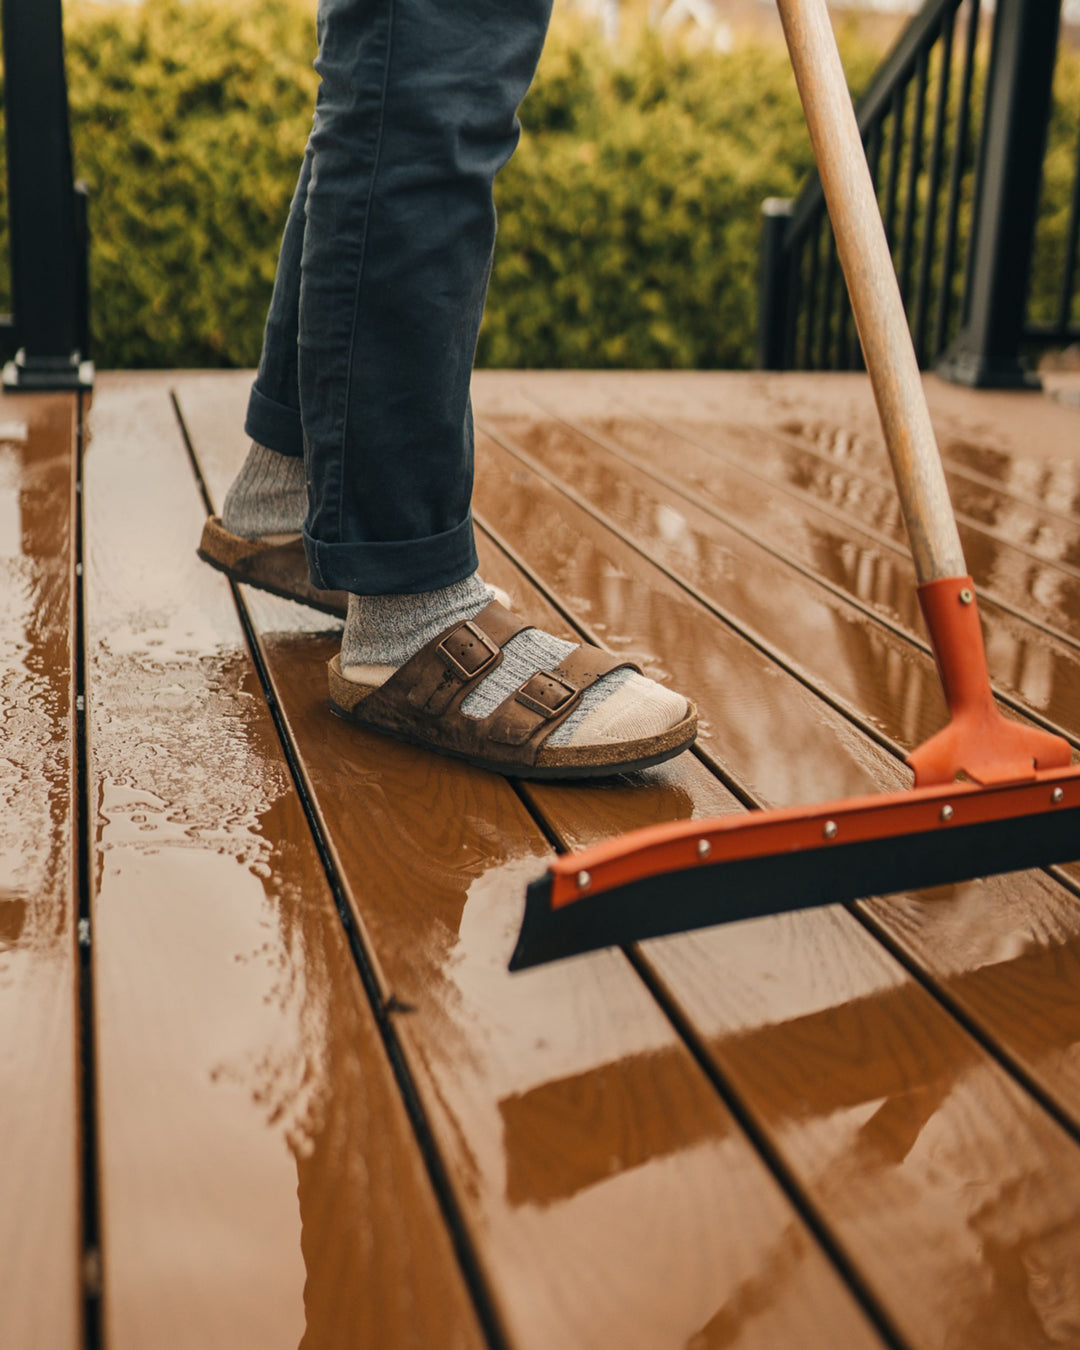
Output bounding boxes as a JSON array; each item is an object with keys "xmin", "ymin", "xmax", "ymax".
[{"xmin": 0, "ymin": 0, "xmax": 1074, "ymax": 369}]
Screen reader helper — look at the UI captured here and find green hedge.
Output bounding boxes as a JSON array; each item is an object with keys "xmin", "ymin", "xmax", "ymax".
[
  {"xmin": 62, "ymin": 0, "xmax": 322, "ymax": 368},
  {"xmin": 51, "ymin": 0, "xmax": 837, "ymax": 369},
  {"xmin": 0, "ymin": 1, "xmax": 1073, "ymax": 369},
  {"xmin": 483, "ymin": 31, "xmax": 835, "ymax": 368}
]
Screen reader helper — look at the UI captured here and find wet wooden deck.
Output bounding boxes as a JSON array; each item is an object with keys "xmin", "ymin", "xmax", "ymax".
[{"xmin": 5, "ymin": 367, "xmax": 1080, "ymax": 1350}]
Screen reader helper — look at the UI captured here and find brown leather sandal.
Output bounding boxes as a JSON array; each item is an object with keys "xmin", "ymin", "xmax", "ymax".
[
  {"xmin": 327, "ymin": 599, "xmax": 698, "ymax": 779},
  {"xmin": 197, "ymin": 516, "xmax": 348, "ymax": 618}
]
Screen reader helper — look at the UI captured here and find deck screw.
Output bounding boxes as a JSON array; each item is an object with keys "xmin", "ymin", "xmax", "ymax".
[
  {"xmin": 696, "ymin": 839, "xmax": 711, "ymax": 859},
  {"xmin": 823, "ymin": 820, "xmax": 838, "ymax": 840},
  {"xmin": 1052, "ymin": 787, "xmax": 1065, "ymax": 804},
  {"xmin": 959, "ymin": 588, "xmax": 974, "ymax": 606},
  {"xmin": 576, "ymin": 870, "xmax": 591, "ymax": 891},
  {"xmin": 940, "ymin": 804, "xmax": 954, "ymax": 822}
]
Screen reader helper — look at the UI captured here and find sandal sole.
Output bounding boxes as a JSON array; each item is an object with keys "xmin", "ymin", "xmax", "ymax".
[{"xmin": 197, "ymin": 517, "xmax": 347, "ymax": 619}]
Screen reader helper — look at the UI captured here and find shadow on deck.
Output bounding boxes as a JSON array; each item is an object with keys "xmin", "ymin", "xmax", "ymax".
[{"xmin": 5, "ymin": 368, "xmax": 1080, "ymax": 1350}]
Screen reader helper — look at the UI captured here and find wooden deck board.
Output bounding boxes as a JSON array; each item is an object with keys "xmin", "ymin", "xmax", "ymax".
[
  {"xmin": 640, "ymin": 910, "xmax": 1080, "ymax": 1350},
  {"xmin": 19, "ymin": 365, "xmax": 1079, "ymax": 1347},
  {"xmin": 501, "ymin": 377, "xmax": 1080, "ymax": 656},
  {"xmin": 177, "ymin": 367, "xmax": 1080, "ymax": 1347},
  {"xmin": 0, "ymin": 393, "xmax": 82, "ymax": 1350},
  {"xmin": 472, "ymin": 427, "xmax": 907, "ymax": 800},
  {"xmin": 565, "ymin": 374, "xmax": 1080, "ymax": 651},
  {"xmin": 178, "ymin": 373, "xmax": 887, "ymax": 1350},
  {"xmin": 83, "ymin": 376, "xmax": 486, "ymax": 1350}
]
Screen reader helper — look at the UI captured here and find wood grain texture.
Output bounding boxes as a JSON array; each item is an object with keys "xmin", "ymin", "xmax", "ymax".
[
  {"xmin": 493, "ymin": 387, "xmax": 1080, "ymax": 743},
  {"xmin": 480, "ymin": 409, "xmax": 950, "ymax": 750},
  {"xmin": 472, "ymin": 432, "xmax": 907, "ymax": 806},
  {"xmin": 83, "ymin": 375, "xmax": 485, "ymax": 1350},
  {"xmin": 466, "ymin": 375, "xmax": 1080, "ymax": 1347},
  {"xmin": 544, "ymin": 369, "xmax": 1080, "ymax": 649},
  {"xmin": 517, "ymin": 368, "xmax": 1080, "ymax": 527},
  {"xmin": 754, "ymin": 373, "xmax": 1080, "ymax": 528},
  {"xmin": 642, "ymin": 909, "xmax": 1080, "ymax": 1350},
  {"xmin": 764, "ymin": 408, "xmax": 1080, "ymax": 584},
  {"xmin": 176, "ymin": 371, "xmax": 886, "ymax": 1350},
  {"xmin": 472, "ymin": 386, "xmax": 1080, "ymax": 1132},
  {"xmin": 0, "ymin": 393, "xmax": 82, "ymax": 1350}
]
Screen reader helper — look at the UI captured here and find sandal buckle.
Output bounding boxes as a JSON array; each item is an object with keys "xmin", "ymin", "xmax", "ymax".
[
  {"xmin": 515, "ymin": 670, "xmax": 578, "ymax": 718},
  {"xmin": 437, "ymin": 621, "xmax": 500, "ymax": 681}
]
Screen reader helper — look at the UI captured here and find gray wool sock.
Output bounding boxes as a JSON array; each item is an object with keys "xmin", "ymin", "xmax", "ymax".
[
  {"xmin": 340, "ymin": 573, "xmax": 651, "ymax": 748},
  {"xmin": 221, "ymin": 440, "xmax": 306, "ymax": 539}
]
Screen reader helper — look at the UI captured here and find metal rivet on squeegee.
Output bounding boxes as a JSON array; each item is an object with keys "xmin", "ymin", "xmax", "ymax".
[
  {"xmin": 576, "ymin": 870, "xmax": 591, "ymax": 891},
  {"xmin": 696, "ymin": 839, "xmax": 711, "ymax": 859},
  {"xmin": 959, "ymin": 588, "xmax": 974, "ymax": 605},
  {"xmin": 823, "ymin": 820, "xmax": 838, "ymax": 840},
  {"xmin": 940, "ymin": 804, "xmax": 954, "ymax": 822},
  {"xmin": 1053, "ymin": 788, "xmax": 1065, "ymax": 804}
]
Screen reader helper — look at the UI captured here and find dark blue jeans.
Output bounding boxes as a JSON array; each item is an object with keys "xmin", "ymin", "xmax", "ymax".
[{"xmin": 246, "ymin": 0, "xmax": 553, "ymax": 595}]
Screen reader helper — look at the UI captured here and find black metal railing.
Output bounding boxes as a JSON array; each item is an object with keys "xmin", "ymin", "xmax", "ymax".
[
  {"xmin": 1026, "ymin": 58, "xmax": 1080, "ymax": 353},
  {"xmin": 1, "ymin": 0, "xmax": 92, "ymax": 391},
  {"xmin": 759, "ymin": 0, "xmax": 1071, "ymax": 389}
]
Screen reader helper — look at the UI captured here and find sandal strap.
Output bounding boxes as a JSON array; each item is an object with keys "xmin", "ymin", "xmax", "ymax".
[
  {"xmin": 366, "ymin": 600, "xmax": 527, "ymax": 723},
  {"xmin": 487, "ymin": 645, "xmax": 636, "ymax": 747},
  {"xmin": 356, "ymin": 600, "xmax": 641, "ymax": 767},
  {"xmin": 396, "ymin": 601, "xmax": 526, "ymax": 717}
]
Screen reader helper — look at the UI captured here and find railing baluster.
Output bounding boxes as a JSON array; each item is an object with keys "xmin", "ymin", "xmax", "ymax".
[
  {"xmin": 802, "ymin": 214, "xmax": 823, "ymax": 370},
  {"xmin": 758, "ymin": 0, "xmax": 1068, "ymax": 377},
  {"xmin": 934, "ymin": 0, "xmax": 980, "ymax": 359},
  {"xmin": 784, "ymin": 247, "xmax": 801, "ymax": 370},
  {"xmin": 1056, "ymin": 122, "xmax": 1080, "ymax": 335},
  {"xmin": 845, "ymin": 118, "xmax": 885, "ymax": 371},
  {"xmin": 915, "ymin": 10, "xmax": 955, "ymax": 364},
  {"xmin": 818, "ymin": 230, "xmax": 839, "ymax": 369},
  {"xmin": 899, "ymin": 47, "xmax": 930, "ymax": 315},
  {"xmin": 883, "ymin": 83, "xmax": 909, "ymax": 254}
]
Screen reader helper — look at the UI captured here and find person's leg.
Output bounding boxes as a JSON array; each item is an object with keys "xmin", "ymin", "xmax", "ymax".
[
  {"xmin": 214, "ymin": 0, "xmax": 695, "ymax": 772},
  {"xmin": 299, "ymin": 0, "xmax": 552, "ymax": 596},
  {"xmin": 220, "ymin": 149, "xmax": 311, "ymax": 542},
  {"xmin": 249, "ymin": 146, "xmax": 311, "ymax": 460},
  {"xmin": 220, "ymin": 0, "xmax": 515, "ymax": 584}
]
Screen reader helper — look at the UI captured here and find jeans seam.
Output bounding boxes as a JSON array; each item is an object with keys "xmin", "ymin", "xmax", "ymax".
[{"xmin": 337, "ymin": 0, "xmax": 396, "ymax": 549}]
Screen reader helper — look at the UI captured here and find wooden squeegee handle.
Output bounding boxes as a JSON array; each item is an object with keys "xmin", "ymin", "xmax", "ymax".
[{"xmin": 775, "ymin": 0, "xmax": 966, "ymax": 583}]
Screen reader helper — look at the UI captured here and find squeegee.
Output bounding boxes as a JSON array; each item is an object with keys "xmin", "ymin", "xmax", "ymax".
[{"xmin": 510, "ymin": 0, "xmax": 1080, "ymax": 972}]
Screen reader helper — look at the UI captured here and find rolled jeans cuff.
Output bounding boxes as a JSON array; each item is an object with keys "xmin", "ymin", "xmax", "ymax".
[
  {"xmin": 244, "ymin": 383, "xmax": 304, "ymax": 458},
  {"xmin": 303, "ymin": 511, "xmax": 479, "ymax": 596}
]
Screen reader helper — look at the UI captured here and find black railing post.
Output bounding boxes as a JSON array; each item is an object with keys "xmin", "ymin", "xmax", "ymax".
[
  {"xmin": 2, "ymin": 0, "xmax": 93, "ymax": 391},
  {"xmin": 758, "ymin": 199, "xmax": 794, "ymax": 370},
  {"xmin": 937, "ymin": 0, "xmax": 1061, "ymax": 389}
]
